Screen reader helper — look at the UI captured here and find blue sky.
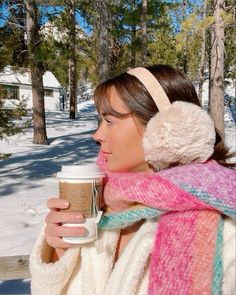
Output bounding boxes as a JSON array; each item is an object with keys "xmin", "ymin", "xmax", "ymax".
[
  {"xmin": 0, "ymin": 4, "xmax": 92, "ymax": 34},
  {"xmin": 0, "ymin": 3, "xmax": 8, "ymax": 27},
  {"xmin": 0, "ymin": 1, "xmax": 204, "ymax": 33}
]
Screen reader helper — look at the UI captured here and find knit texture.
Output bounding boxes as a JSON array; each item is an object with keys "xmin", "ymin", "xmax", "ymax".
[{"xmin": 97, "ymin": 151, "xmax": 236, "ymax": 295}]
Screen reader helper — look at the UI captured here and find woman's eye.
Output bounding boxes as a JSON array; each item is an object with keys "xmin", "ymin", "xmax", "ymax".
[{"xmin": 104, "ymin": 118, "xmax": 113, "ymax": 126}]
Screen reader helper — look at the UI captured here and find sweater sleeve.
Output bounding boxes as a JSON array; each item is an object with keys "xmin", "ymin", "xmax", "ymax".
[
  {"xmin": 29, "ymin": 225, "xmax": 81, "ymax": 295},
  {"xmin": 222, "ymin": 217, "xmax": 236, "ymax": 295}
]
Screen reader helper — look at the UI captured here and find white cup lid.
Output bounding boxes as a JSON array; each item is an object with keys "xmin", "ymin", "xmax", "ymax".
[{"xmin": 57, "ymin": 164, "xmax": 104, "ymax": 179}]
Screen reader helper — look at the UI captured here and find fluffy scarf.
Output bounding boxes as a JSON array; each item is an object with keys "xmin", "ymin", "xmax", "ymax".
[{"xmin": 96, "ymin": 151, "xmax": 236, "ymax": 295}]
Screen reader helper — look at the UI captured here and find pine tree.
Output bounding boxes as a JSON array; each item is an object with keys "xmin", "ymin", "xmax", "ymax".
[
  {"xmin": 198, "ymin": 0, "xmax": 207, "ymax": 102},
  {"xmin": 41, "ymin": 0, "xmax": 95, "ymax": 113},
  {"xmin": 25, "ymin": 0, "xmax": 48, "ymax": 144},
  {"xmin": 0, "ymin": 85, "xmax": 29, "ymax": 159},
  {"xmin": 209, "ymin": 0, "xmax": 225, "ymax": 138},
  {"xmin": 148, "ymin": 6, "xmax": 177, "ymax": 67},
  {"xmin": 96, "ymin": 0, "xmax": 109, "ymax": 83},
  {"xmin": 223, "ymin": 0, "xmax": 236, "ymax": 90},
  {"xmin": 141, "ymin": 0, "xmax": 147, "ymax": 65},
  {"xmin": 66, "ymin": 0, "xmax": 77, "ymax": 119},
  {"xmin": 0, "ymin": 0, "xmax": 28, "ymax": 69}
]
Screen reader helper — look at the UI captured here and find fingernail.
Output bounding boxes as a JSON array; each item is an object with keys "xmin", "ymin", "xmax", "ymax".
[
  {"xmin": 81, "ymin": 228, "xmax": 89, "ymax": 237},
  {"xmin": 75, "ymin": 214, "xmax": 84, "ymax": 221},
  {"xmin": 62, "ymin": 201, "xmax": 69, "ymax": 208}
]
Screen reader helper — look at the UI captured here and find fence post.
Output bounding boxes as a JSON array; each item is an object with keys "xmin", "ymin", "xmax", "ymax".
[{"xmin": 0, "ymin": 255, "xmax": 30, "ymax": 280}]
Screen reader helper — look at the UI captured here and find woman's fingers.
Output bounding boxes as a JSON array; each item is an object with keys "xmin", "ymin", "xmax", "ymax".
[
  {"xmin": 45, "ymin": 210, "xmax": 84, "ymax": 225},
  {"xmin": 46, "ymin": 235, "xmax": 79, "ymax": 249},
  {"xmin": 45, "ymin": 222, "xmax": 87, "ymax": 249},
  {"xmin": 45, "ymin": 223, "xmax": 87, "ymax": 238},
  {"xmin": 47, "ymin": 198, "xmax": 70, "ymax": 211},
  {"xmin": 45, "ymin": 197, "xmax": 87, "ymax": 249}
]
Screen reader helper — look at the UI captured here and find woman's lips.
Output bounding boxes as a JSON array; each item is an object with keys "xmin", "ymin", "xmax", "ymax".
[
  {"xmin": 102, "ymin": 150, "xmax": 111, "ymax": 154},
  {"xmin": 102, "ymin": 150, "xmax": 112, "ymax": 158}
]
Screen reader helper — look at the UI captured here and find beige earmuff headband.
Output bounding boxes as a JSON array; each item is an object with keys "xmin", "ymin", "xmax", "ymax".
[
  {"xmin": 127, "ymin": 66, "xmax": 216, "ymax": 171},
  {"xmin": 127, "ymin": 67, "xmax": 171, "ymax": 112}
]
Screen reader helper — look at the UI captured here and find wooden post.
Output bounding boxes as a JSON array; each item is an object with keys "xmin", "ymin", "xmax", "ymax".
[{"xmin": 0, "ymin": 255, "xmax": 30, "ymax": 280}]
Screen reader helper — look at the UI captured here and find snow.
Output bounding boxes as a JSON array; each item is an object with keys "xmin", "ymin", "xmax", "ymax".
[
  {"xmin": 0, "ymin": 66, "xmax": 61, "ymax": 88},
  {"xmin": 0, "ymin": 100, "xmax": 99, "ymax": 257}
]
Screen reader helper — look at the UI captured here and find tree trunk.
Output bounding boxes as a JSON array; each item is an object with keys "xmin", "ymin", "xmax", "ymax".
[
  {"xmin": 130, "ymin": 0, "xmax": 137, "ymax": 68},
  {"xmin": 235, "ymin": 77, "xmax": 236, "ymax": 102},
  {"xmin": 198, "ymin": 0, "xmax": 207, "ymax": 104},
  {"xmin": 25, "ymin": 0, "xmax": 48, "ymax": 144},
  {"xmin": 210, "ymin": 0, "xmax": 225, "ymax": 138},
  {"xmin": 68, "ymin": 1, "xmax": 77, "ymax": 119},
  {"xmin": 141, "ymin": 0, "xmax": 147, "ymax": 65},
  {"xmin": 182, "ymin": 0, "xmax": 188, "ymax": 73},
  {"xmin": 98, "ymin": 0, "xmax": 108, "ymax": 83},
  {"xmin": 234, "ymin": 3, "xmax": 236, "ymax": 100},
  {"xmin": 131, "ymin": 25, "xmax": 136, "ymax": 68},
  {"xmin": 68, "ymin": 56, "xmax": 76, "ymax": 119}
]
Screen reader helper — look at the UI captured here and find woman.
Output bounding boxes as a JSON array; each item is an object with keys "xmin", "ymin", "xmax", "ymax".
[{"xmin": 30, "ymin": 65, "xmax": 236, "ymax": 295}]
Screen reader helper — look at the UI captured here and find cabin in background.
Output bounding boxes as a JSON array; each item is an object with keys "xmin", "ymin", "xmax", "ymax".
[{"xmin": 0, "ymin": 66, "xmax": 65, "ymax": 111}]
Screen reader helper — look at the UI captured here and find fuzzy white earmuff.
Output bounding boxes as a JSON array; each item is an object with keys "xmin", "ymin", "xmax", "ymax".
[{"xmin": 128, "ymin": 67, "xmax": 216, "ymax": 171}]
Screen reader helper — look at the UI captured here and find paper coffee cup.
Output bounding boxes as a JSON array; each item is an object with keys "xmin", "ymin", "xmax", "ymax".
[{"xmin": 57, "ymin": 164, "xmax": 104, "ymax": 244}]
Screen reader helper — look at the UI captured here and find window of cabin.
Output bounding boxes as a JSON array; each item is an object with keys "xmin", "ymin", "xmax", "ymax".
[
  {"xmin": 11, "ymin": 86, "xmax": 19, "ymax": 99},
  {"xmin": 44, "ymin": 89, "xmax": 53, "ymax": 97},
  {"xmin": 4, "ymin": 85, "xmax": 20, "ymax": 99}
]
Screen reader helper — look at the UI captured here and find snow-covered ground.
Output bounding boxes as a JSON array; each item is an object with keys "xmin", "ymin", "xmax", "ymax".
[
  {"xmin": 0, "ymin": 91, "xmax": 235, "ymax": 294},
  {"xmin": 0, "ymin": 100, "xmax": 100, "ymax": 257}
]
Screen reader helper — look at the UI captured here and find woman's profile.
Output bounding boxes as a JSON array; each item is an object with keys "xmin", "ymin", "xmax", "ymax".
[{"xmin": 30, "ymin": 64, "xmax": 236, "ymax": 295}]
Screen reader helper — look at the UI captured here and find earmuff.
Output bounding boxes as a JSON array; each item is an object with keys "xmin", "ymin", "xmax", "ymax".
[{"xmin": 128, "ymin": 67, "xmax": 216, "ymax": 171}]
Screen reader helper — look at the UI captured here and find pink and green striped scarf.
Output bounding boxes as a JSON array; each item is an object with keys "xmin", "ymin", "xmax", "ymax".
[{"xmin": 97, "ymin": 152, "xmax": 236, "ymax": 295}]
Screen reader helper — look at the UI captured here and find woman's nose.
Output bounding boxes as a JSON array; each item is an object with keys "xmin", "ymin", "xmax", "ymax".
[{"xmin": 92, "ymin": 121, "xmax": 105, "ymax": 143}]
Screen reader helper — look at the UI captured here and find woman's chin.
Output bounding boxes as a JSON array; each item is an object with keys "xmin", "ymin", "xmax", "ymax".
[{"xmin": 103, "ymin": 200, "xmax": 135, "ymax": 213}]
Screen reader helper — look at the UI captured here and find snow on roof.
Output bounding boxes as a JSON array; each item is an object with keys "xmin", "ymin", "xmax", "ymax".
[
  {"xmin": 0, "ymin": 66, "xmax": 62, "ymax": 89},
  {"xmin": 43, "ymin": 71, "xmax": 61, "ymax": 88}
]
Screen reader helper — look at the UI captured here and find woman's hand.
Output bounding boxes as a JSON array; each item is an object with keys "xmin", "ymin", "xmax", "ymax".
[{"xmin": 44, "ymin": 198, "xmax": 87, "ymax": 251}]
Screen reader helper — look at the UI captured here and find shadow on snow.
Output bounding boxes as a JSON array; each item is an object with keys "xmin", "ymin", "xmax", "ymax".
[{"xmin": 0, "ymin": 102, "xmax": 100, "ymax": 197}]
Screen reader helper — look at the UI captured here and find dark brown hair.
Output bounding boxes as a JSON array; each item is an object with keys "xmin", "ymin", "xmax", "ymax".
[{"xmin": 94, "ymin": 64, "xmax": 235, "ymax": 167}]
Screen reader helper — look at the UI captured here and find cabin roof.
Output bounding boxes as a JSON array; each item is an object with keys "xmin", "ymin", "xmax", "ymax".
[{"xmin": 0, "ymin": 66, "xmax": 61, "ymax": 89}]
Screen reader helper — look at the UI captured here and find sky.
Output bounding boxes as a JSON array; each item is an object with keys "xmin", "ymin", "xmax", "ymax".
[
  {"xmin": 0, "ymin": 3, "xmax": 92, "ymax": 34},
  {"xmin": 0, "ymin": 0, "xmax": 205, "ymax": 29}
]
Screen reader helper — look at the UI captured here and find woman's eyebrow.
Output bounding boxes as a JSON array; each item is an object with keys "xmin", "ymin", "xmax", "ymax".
[
  {"xmin": 102, "ymin": 111, "xmax": 132, "ymax": 117},
  {"xmin": 101, "ymin": 112, "xmax": 114, "ymax": 117}
]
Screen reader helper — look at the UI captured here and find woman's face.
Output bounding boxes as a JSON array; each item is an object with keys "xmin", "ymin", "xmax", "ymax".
[{"xmin": 93, "ymin": 86, "xmax": 152, "ymax": 172}]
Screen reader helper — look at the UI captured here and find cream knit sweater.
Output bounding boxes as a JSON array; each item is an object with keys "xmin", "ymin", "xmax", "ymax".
[{"xmin": 30, "ymin": 217, "xmax": 236, "ymax": 295}]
